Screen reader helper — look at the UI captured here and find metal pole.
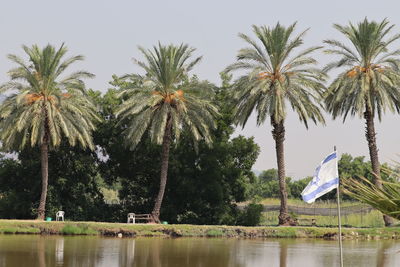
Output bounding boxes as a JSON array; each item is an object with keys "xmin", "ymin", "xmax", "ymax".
[{"xmin": 335, "ymin": 146, "xmax": 344, "ymax": 267}]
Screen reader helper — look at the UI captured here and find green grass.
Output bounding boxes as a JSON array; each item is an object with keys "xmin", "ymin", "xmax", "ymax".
[
  {"xmin": 206, "ymin": 229, "xmax": 224, "ymax": 237},
  {"xmin": 240, "ymin": 198, "xmax": 364, "ymax": 208},
  {"xmin": 242, "ymin": 198, "xmax": 396, "ymax": 228},
  {"xmin": 260, "ymin": 210, "xmax": 391, "ymax": 228},
  {"xmin": 0, "ymin": 219, "xmax": 399, "ymax": 240},
  {"xmin": 61, "ymin": 224, "xmax": 98, "ymax": 235},
  {"xmin": 0, "ymin": 227, "xmax": 40, "ymax": 234}
]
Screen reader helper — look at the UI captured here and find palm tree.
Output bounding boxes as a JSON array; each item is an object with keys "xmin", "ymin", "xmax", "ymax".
[
  {"xmin": 115, "ymin": 43, "xmax": 219, "ymax": 223},
  {"xmin": 324, "ymin": 18, "xmax": 400, "ymax": 226},
  {"xmin": 0, "ymin": 44, "xmax": 99, "ymax": 220},
  {"xmin": 225, "ymin": 23, "xmax": 325, "ymax": 225}
]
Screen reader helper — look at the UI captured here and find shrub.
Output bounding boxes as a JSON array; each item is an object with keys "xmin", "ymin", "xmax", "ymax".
[{"xmin": 237, "ymin": 203, "xmax": 263, "ymax": 226}]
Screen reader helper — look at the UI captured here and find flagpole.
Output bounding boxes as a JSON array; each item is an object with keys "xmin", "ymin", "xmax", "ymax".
[{"xmin": 335, "ymin": 145, "xmax": 344, "ymax": 267}]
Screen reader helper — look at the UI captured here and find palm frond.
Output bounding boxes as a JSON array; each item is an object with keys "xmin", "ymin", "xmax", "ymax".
[
  {"xmin": 225, "ymin": 23, "xmax": 325, "ymax": 128},
  {"xmin": 116, "ymin": 43, "xmax": 219, "ymax": 149},
  {"xmin": 325, "ymin": 18, "xmax": 400, "ymax": 121},
  {"xmin": 0, "ymin": 44, "xmax": 99, "ymax": 151},
  {"xmin": 343, "ymin": 175, "xmax": 400, "ymax": 220}
]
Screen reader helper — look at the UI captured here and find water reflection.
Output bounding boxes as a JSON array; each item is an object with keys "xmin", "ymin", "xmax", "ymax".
[
  {"xmin": 37, "ymin": 237, "xmax": 46, "ymax": 267},
  {"xmin": 279, "ymin": 242, "xmax": 287, "ymax": 267},
  {"xmin": 56, "ymin": 238, "xmax": 64, "ymax": 265},
  {"xmin": 377, "ymin": 241, "xmax": 391, "ymax": 267},
  {"xmin": 129, "ymin": 238, "xmax": 245, "ymax": 267},
  {"xmin": 0, "ymin": 235, "xmax": 399, "ymax": 267},
  {"xmin": 119, "ymin": 239, "xmax": 135, "ymax": 266}
]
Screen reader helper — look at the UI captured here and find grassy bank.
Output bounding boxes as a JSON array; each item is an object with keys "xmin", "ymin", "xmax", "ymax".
[
  {"xmin": 240, "ymin": 198, "xmax": 362, "ymax": 208},
  {"xmin": 261, "ymin": 210, "xmax": 386, "ymax": 228},
  {"xmin": 238, "ymin": 198, "xmax": 398, "ymax": 228},
  {"xmin": 0, "ymin": 220, "xmax": 400, "ymax": 240}
]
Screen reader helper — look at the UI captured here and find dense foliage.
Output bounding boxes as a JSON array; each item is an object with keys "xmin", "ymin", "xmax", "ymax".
[
  {"xmin": 0, "ymin": 145, "xmax": 107, "ymax": 221},
  {"xmin": 98, "ymin": 73, "xmax": 259, "ymax": 225},
  {"xmin": 0, "ymin": 74, "xmax": 260, "ymax": 225},
  {"xmin": 250, "ymin": 153, "xmax": 395, "ymax": 202}
]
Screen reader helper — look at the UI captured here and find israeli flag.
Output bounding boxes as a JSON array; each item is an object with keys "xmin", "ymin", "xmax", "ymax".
[{"xmin": 301, "ymin": 151, "xmax": 339, "ymax": 203}]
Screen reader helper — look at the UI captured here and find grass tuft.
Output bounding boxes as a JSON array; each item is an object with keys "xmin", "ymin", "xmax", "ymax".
[
  {"xmin": 0, "ymin": 227, "xmax": 40, "ymax": 234},
  {"xmin": 260, "ymin": 210, "xmax": 389, "ymax": 228},
  {"xmin": 61, "ymin": 224, "xmax": 98, "ymax": 235},
  {"xmin": 206, "ymin": 229, "xmax": 224, "ymax": 237}
]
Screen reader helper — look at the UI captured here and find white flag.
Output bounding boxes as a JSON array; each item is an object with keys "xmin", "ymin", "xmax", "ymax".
[{"xmin": 301, "ymin": 151, "xmax": 339, "ymax": 203}]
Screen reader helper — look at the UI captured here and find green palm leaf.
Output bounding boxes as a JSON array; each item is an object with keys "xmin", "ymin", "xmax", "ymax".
[{"xmin": 342, "ymin": 168, "xmax": 400, "ymax": 220}]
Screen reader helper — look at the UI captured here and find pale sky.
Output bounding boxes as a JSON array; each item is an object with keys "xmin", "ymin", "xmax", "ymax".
[{"xmin": 1, "ymin": 0, "xmax": 400, "ymax": 178}]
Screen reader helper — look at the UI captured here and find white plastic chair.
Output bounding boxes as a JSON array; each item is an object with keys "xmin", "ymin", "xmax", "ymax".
[
  {"xmin": 127, "ymin": 213, "xmax": 135, "ymax": 224},
  {"xmin": 56, "ymin": 211, "xmax": 65, "ymax": 221}
]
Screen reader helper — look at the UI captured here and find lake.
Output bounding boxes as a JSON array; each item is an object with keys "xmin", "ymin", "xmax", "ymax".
[{"xmin": 0, "ymin": 235, "xmax": 399, "ymax": 266}]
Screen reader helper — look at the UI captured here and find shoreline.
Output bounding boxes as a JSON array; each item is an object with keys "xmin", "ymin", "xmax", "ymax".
[{"xmin": 0, "ymin": 220, "xmax": 399, "ymax": 240}]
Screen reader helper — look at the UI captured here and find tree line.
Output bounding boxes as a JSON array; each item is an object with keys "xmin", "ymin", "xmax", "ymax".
[
  {"xmin": 251, "ymin": 154, "xmax": 397, "ymax": 202},
  {"xmin": 0, "ymin": 18, "xmax": 399, "ymax": 226}
]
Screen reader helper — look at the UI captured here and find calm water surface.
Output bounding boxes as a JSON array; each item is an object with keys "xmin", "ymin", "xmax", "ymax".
[{"xmin": 0, "ymin": 235, "xmax": 399, "ymax": 267}]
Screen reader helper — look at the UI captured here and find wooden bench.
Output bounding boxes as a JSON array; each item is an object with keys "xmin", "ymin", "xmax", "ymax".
[
  {"xmin": 127, "ymin": 213, "xmax": 153, "ymax": 224},
  {"xmin": 295, "ymin": 218, "xmax": 317, "ymax": 226},
  {"xmin": 135, "ymin": 214, "xmax": 153, "ymax": 223}
]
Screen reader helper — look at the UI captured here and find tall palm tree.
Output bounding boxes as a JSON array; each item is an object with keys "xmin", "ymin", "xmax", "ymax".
[
  {"xmin": 115, "ymin": 43, "xmax": 219, "ymax": 223},
  {"xmin": 324, "ymin": 18, "xmax": 400, "ymax": 226},
  {"xmin": 0, "ymin": 44, "xmax": 99, "ymax": 220},
  {"xmin": 225, "ymin": 23, "xmax": 325, "ymax": 225}
]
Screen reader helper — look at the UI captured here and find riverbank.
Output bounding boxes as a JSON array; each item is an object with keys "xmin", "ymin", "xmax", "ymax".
[{"xmin": 0, "ymin": 220, "xmax": 399, "ymax": 240}]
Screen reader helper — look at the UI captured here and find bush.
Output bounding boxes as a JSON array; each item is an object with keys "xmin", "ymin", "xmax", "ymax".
[{"xmin": 237, "ymin": 203, "xmax": 263, "ymax": 226}]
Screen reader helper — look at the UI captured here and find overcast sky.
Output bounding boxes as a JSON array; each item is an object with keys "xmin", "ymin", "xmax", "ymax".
[{"xmin": 1, "ymin": 0, "xmax": 400, "ymax": 178}]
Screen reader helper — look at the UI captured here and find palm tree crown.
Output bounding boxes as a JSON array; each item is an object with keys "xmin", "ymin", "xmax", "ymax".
[
  {"xmin": 225, "ymin": 23, "xmax": 326, "ymax": 127},
  {"xmin": 0, "ymin": 44, "xmax": 99, "ymax": 150},
  {"xmin": 324, "ymin": 18, "xmax": 400, "ymax": 120},
  {"xmin": 116, "ymin": 43, "xmax": 218, "ymax": 148}
]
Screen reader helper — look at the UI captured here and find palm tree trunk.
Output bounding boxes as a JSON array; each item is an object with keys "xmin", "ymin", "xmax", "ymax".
[
  {"xmin": 364, "ymin": 106, "xmax": 393, "ymax": 226},
  {"xmin": 271, "ymin": 117, "xmax": 292, "ymax": 225},
  {"xmin": 151, "ymin": 116, "xmax": 172, "ymax": 223},
  {"xmin": 37, "ymin": 135, "xmax": 49, "ymax": 220}
]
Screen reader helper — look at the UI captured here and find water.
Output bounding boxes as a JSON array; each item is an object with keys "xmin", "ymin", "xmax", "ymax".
[{"xmin": 0, "ymin": 235, "xmax": 399, "ymax": 267}]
